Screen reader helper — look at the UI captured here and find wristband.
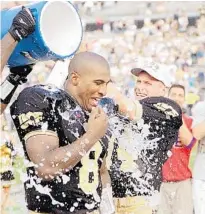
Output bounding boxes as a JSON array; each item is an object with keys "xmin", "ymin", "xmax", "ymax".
[{"xmin": 186, "ymin": 137, "xmax": 197, "ymax": 149}]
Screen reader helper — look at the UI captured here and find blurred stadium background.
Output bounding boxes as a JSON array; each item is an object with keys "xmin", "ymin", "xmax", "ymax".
[{"xmin": 1, "ymin": 1, "xmax": 205, "ymax": 214}]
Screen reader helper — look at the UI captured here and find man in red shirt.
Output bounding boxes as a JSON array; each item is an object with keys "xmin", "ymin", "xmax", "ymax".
[{"xmin": 159, "ymin": 84, "xmax": 197, "ymax": 214}]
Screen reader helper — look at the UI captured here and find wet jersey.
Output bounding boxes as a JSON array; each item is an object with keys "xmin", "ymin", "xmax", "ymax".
[
  {"xmin": 106, "ymin": 97, "xmax": 182, "ymax": 198},
  {"xmin": 10, "ymin": 85, "xmax": 111, "ymax": 213}
]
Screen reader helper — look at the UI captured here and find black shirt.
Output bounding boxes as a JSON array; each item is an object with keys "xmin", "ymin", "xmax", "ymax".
[
  {"xmin": 106, "ymin": 97, "xmax": 182, "ymax": 198},
  {"xmin": 10, "ymin": 85, "xmax": 111, "ymax": 213}
]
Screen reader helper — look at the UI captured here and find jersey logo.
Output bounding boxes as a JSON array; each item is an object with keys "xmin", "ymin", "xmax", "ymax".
[
  {"xmin": 18, "ymin": 112, "xmax": 43, "ymax": 129},
  {"xmin": 153, "ymin": 103, "xmax": 179, "ymax": 117}
]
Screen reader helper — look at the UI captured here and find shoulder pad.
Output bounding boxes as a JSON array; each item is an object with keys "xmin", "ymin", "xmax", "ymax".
[{"xmin": 18, "ymin": 84, "xmax": 66, "ymax": 103}]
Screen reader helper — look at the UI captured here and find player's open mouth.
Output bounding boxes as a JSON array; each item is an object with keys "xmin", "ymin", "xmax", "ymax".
[
  {"xmin": 90, "ymin": 98, "xmax": 101, "ymax": 107},
  {"xmin": 136, "ymin": 93, "xmax": 147, "ymax": 98}
]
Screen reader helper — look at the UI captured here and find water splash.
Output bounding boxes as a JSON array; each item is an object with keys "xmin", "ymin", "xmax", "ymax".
[{"xmin": 26, "ymin": 177, "xmax": 64, "ymax": 206}]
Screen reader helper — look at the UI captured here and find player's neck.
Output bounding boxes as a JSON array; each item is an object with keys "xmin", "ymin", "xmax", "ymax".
[{"xmin": 65, "ymin": 83, "xmax": 82, "ymax": 108}]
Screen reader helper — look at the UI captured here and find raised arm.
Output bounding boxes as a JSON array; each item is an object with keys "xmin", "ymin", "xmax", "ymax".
[
  {"xmin": 11, "ymin": 90, "xmax": 108, "ymax": 180},
  {"xmin": 106, "ymin": 82, "xmax": 143, "ymax": 121},
  {"xmin": 192, "ymin": 121, "xmax": 205, "ymax": 141},
  {"xmin": 25, "ymin": 124, "xmax": 105, "ymax": 180},
  {"xmin": 1, "ymin": 33, "xmax": 17, "ymax": 73},
  {"xmin": 192, "ymin": 101, "xmax": 205, "ymax": 141},
  {"xmin": 1, "ymin": 7, "xmax": 35, "ymax": 73},
  {"xmin": 99, "ymin": 157, "xmax": 115, "ymax": 214},
  {"xmin": 178, "ymin": 119, "xmax": 196, "ymax": 148}
]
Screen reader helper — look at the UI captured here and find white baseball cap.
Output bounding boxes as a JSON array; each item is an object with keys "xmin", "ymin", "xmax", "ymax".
[{"xmin": 130, "ymin": 57, "xmax": 171, "ymax": 87}]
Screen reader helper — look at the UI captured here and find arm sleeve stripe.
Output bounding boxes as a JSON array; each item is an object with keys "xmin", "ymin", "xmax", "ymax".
[{"xmin": 24, "ymin": 130, "xmax": 58, "ymax": 142}]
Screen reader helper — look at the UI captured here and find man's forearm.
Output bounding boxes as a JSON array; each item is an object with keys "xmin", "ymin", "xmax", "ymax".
[
  {"xmin": 192, "ymin": 121, "xmax": 205, "ymax": 140},
  {"xmin": 179, "ymin": 124, "xmax": 193, "ymax": 146},
  {"xmin": 1, "ymin": 33, "xmax": 17, "ymax": 73},
  {"xmin": 1, "ymin": 103, "xmax": 7, "ymax": 114},
  {"xmin": 100, "ymin": 160, "xmax": 115, "ymax": 214},
  {"xmin": 101, "ymin": 170, "xmax": 111, "ymax": 188},
  {"xmin": 38, "ymin": 132, "xmax": 100, "ymax": 179},
  {"xmin": 100, "ymin": 159, "xmax": 111, "ymax": 188},
  {"xmin": 107, "ymin": 83, "xmax": 142, "ymax": 121}
]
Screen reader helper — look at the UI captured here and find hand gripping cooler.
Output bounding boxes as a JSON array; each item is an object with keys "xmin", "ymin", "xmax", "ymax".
[{"xmin": 1, "ymin": 1, "xmax": 83, "ymax": 67}]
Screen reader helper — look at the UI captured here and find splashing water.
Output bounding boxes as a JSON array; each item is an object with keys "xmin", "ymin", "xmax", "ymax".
[
  {"xmin": 108, "ymin": 113, "xmax": 166, "ymax": 200},
  {"xmin": 41, "ymin": 122, "xmax": 48, "ymax": 132},
  {"xmin": 26, "ymin": 177, "xmax": 64, "ymax": 207},
  {"xmin": 11, "ymin": 90, "xmax": 171, "ymax": 211},
  {"xmin": 85, "ymin": 202, "xmax": 96, "ymax": 210},
  {"xmin": 110, "ymin": 115, "xmax": 160, "ymax": 156},
  {"xmin": 61, "ymin": 174, "xmax": 70, "ymax": 184}
]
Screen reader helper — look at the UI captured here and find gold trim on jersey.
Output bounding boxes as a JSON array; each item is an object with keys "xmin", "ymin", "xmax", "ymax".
[{"xmin": 24, "ymin": 130, "xmax": 58, "ymax": 142}]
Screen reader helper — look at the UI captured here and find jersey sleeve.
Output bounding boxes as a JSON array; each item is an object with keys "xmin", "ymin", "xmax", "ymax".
[
  {"xmin": 10, "ymin": 86, "xmax": 59, "ymax": 141},
  {"xmin": 139, "ymin": 97, "xmax": 182, "ymax": 161}
]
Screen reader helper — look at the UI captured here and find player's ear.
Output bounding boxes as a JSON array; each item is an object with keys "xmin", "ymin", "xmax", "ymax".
[{"xmin": 70, "ymin": 71, "xmax": 80, "ymax": 86}]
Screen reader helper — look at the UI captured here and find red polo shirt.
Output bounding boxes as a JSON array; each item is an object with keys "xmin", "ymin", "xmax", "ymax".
[{"xmin": 162, "ymin": 114, "xmax": 196, "ymax": 182}]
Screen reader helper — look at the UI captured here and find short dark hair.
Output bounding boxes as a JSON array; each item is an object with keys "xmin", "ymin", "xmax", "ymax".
[{"xmin": 168, "ymin": 84, "xmax": 185, "ymax": 95}]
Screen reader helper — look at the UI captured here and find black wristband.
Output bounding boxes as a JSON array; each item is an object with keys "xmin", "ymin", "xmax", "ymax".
[
  {"xmin": 7, "ymin": 73, "xmax": 28, "ymax": 85},
  {"xmin": 0, "ymin": 79, "xmax": 18, "ymax": 104}
]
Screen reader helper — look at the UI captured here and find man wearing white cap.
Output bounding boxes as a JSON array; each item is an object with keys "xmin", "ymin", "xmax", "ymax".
[
  {"xmin": 130, "ymin": 58, "xmax": 171, "ymax": 99},
  {"xmin": 106, "ymin": 58, "xmax": 182, "ymax": 214}
]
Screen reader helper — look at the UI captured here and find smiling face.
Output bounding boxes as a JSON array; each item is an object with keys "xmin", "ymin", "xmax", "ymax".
[
  {"xmin": 75, "ymin": 66, "xmax": 111, "ymax": 111},
  {"xmin": 66, "ymin": 53, "xmax": 111, "ymax": 111},
  {"xmin": 168, "ymin": 86, "xmax": 185, "ymax": 108},
  {"xmin": 134, "ymin": 71, "xmax": 166, "ymax": 100}
]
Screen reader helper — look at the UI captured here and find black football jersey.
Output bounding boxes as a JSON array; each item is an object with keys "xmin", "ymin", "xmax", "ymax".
[
  {"xmin": 10, "ymin": 85, "xmax": 111, "ymax": 213},
  {"xmin": 106, "ymin": 96, "xmax": 182, "ymax": 198}
]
